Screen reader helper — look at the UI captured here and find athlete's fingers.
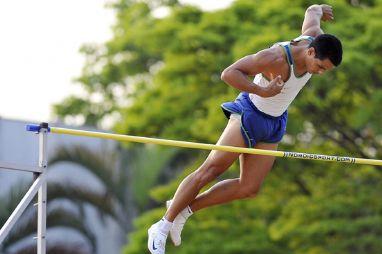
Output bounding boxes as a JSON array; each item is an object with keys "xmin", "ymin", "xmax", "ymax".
[
  {"xmin": 322, "ymin": 4, "xmax": 332, "ymax": 10},
  {"xmin": 276, "ymin": 76, "xmax": 283, "ymax": 85}
]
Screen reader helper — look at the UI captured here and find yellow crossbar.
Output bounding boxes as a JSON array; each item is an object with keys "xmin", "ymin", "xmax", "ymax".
[{"xmin": 50, "ymin": 127, "xmax": 382, "ymax": 166}]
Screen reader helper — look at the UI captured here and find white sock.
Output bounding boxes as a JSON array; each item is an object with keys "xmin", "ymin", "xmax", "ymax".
[
  {"xmin": 168, "ymin": 200, "xmax": 194, "ymax": 220},
  {"xmin": 181, "ymin": 205, "xmax": 193, "ymax": 219},
  {"xmin": 158, "ymin": 218, "xmax": 173, "ymax": 235}
]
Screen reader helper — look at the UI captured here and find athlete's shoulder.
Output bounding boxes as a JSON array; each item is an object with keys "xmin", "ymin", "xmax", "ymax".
[{"xmin": 252, "ymin": 47, "xmax": 284, "ymax": 67}]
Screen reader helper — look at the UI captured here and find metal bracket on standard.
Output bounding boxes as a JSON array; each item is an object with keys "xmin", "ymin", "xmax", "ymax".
[{"xmin": 26, "ymin": 123, "xmax": 50, "ymax": 133}]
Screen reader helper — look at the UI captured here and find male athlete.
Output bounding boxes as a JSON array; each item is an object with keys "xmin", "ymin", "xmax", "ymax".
[{"xmin": 148, "ymin": 4, "xmax": 342, "ymax": 254}]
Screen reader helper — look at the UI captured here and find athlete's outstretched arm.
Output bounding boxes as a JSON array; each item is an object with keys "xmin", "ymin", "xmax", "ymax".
[
  {"xmin": 302, "ymin": 4, "xmax": 334, "ymax": 37},
  {"xmin": 221, "ymin": 50, "xmax": 284, "ymax": 98}
]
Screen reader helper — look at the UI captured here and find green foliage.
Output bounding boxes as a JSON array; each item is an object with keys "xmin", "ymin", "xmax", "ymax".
[
  {"xmin": 129, "ymin": 145, "xmax": 178, "ymax": 210},
  {"xmin": 53, "ymin": 0, "xmax": 382, "ymax": 253},
  {"xmin": 269, "ymin": 165, "xmax": 382, "ymax": 254}
]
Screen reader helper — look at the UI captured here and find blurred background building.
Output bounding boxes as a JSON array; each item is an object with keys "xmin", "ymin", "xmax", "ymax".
[{"xmin": 0, "ymin": 117, "xmax": 125, "ymax": 254}]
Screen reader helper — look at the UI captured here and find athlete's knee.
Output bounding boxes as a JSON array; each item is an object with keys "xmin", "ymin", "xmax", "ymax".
[{"xmin": 238, "ymin": 184, "xmax": 261, "ymax": 199}]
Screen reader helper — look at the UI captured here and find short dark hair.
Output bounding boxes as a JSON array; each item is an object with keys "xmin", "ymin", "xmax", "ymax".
[{"xmin": 309, "ymin": 34, "xmax": 342, "ymax": 66}]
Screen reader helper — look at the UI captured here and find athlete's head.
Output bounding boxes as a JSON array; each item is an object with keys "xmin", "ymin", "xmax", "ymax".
[{"xmin": 306, "ymin": 34, "xmax": 342, "ymax": 75}]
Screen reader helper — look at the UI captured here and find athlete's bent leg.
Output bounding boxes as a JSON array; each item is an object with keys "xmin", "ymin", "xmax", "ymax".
[
  {"xmin": 164, "ymin": 118, "xmax": 246, "ymax": 221},
  {"xmin": 189, "ymin": 142, "xmax": 277, "ymax": 212},
  {"xmin": 149, "ymin": 118, "xmax": 245, "ymax": 252}
]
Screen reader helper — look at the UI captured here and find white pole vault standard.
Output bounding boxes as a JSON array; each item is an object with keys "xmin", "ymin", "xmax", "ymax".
[
  {"xmin": 0, "ymin": 123, "xmax": 49, "ymax": 254},
  {"xmin": 37, "ymin": 125, "xmax": 48, "ymax": 254},
  {"xmin": 0, "ymin": 174, "xmax": 47, "ymax": 244},
  {"xmin": 49, "ymin": 127, "xmax": 382, "ymax": 166}
]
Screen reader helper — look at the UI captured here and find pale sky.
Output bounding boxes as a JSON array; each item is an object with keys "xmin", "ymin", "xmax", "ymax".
[{"xmin": 0, "ymin": 0, "xmax": 234, "ymax": 123}]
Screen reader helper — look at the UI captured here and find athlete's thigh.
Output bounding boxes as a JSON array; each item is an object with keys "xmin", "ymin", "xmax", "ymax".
[
  {"xmin": 202, "ymin": 118, "xmax": 246, "ymax": 171},
  {"xmin": 239, "ymin": 142, "xmax": 278, "ymax": 187}
]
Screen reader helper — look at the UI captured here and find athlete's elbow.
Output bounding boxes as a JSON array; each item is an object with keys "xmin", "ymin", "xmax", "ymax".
[
  {"xmin": 221, "ymin": 68, "xmax": 233, "ymax": 83},
  {"xmin": 221, "ymin": 69, "xmax": 228, "ymax": 82}
]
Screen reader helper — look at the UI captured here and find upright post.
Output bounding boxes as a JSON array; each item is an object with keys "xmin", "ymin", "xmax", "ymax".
[{"xmin": 37, "ymin": 123, "xmax": 48, "ymax": 254}]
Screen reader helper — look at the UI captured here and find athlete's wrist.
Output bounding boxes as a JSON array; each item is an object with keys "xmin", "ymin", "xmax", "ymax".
[
  {"xmin": 307, "ymin": 5, "xmax": 323, "ymax": 18},
  {"xmin": 251, "ymin": 83, "xmax": 265, "ymax": 96}
]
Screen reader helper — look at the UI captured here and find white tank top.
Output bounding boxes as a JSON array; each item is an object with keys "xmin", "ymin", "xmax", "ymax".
[{"xmin": 249, "ymin": 36, "xmax": 314, "ymax": 117}]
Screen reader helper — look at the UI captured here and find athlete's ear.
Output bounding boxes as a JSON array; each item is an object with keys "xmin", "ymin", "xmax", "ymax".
[{"xmin": 307, "ymin": 47, "xmax": 316, "ymax": 57}]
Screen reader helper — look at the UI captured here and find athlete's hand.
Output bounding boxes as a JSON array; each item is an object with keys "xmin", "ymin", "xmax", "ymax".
[
  {"xmin": 258, "ymin": 74, "xmax": 284, "ymax": 98},
  {"xmin": 320, "ymin": 4, "xmax": 334, "ymax": 21}
]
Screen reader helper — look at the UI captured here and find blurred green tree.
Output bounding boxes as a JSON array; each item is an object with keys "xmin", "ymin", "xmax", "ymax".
[{"xmin": 53, "ymin": 0, "xmax": 382, "ymax": 253}]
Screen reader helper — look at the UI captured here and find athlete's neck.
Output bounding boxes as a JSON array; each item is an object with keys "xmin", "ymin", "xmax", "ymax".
[{"xmin": 290, "ymin": 45, "xmax": 308, "ymax": 74}]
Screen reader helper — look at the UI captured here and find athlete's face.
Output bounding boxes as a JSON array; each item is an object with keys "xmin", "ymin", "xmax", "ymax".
[{"xmin": 306, "ymin": 47, "xmax": 335, "ymax": 75}]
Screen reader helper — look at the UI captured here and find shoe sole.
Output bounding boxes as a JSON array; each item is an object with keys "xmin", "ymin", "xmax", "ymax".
[
  {"xmin": 147, "ymin": 226, "xmax": 157, "ymax": 253},
  {"xmin": 147, "ymin": 228, "xmax": 153, "ymax": 253}
]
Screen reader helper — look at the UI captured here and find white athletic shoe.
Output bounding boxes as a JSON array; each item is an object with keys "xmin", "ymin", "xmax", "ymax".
[
  {"xmin": 166, "ymin": 200, "xmax": 193, "ymax": 246},
  {"xmin": 148, "ymin": 222, "xmax": 168, "ymax": 254}
]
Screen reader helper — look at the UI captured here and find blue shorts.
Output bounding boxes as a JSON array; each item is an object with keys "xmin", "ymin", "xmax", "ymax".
[{"xmin": 221, "ymin": 92, "xmax": 288, "ymax": 148}]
